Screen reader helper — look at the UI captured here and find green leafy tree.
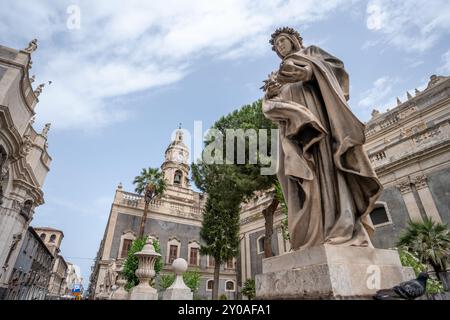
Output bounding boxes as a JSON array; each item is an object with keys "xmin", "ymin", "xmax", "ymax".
[
  {"xmin": 159, "ymin": 270, "xmax": 202, "ymax": 294},
  {"xmin": 133, "ymin": 167, "xmax": 167, "ymax": 238},
  {"xmin": 191, "ymin": 164, "xmax": 241, "ymax": 300},
  {"xmin": 241, "ymin": 279, "xmax": 256, "ymax": 300},
  {"xmin": 123, "ymin": 236, "xmax": 163, "ymax": 291},
  {"xmin": 209, "ymin": 100, "xmax": 279, "ymax": 258},
  {"xmin": 397, "ymin": 217, "xmax": 450, "ymax": 288}
]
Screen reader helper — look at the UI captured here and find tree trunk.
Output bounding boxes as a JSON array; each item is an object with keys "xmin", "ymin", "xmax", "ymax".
[
  {"xmin": 213, "ymin": 258, "xmax": 220, "ymax": 300},
  {"xmin": 138, "ymin": 200, "xmax": 149, "ymax": 239},
  {"xmin": 262, "ymin": 198, "xmax": 279, "ymax": 258}
]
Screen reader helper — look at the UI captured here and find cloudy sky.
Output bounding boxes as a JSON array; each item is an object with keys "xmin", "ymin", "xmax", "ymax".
[{"xmin": 1, "ymin": 0, "xmax": 449, "ymax": 290}]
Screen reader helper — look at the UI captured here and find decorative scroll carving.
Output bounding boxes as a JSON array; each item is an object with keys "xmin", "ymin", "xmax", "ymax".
[
  {"xmin": 412, "ymin": 175, "xmax": 428, "ymax": 190},
  {"xmin": 397, "ymin": 180, "xmax": 412, "ymax": 194}
]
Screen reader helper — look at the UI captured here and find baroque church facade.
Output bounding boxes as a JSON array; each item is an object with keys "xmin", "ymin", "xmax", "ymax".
[
  {"xmin": 91, "ymin": 74, "xmax": 450, "ymax": 299},
  {"xmin": 0, "ymin": 41, "xmax": 52, "ymax": 299},
  {"xmin": 90, "ymin": 130, "xmax": 238, "ymax": 299}
]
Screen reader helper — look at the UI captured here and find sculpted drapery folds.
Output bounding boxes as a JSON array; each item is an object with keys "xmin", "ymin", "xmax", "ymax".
[{"xmin": 262, "ymin": 27, "xmax": 382, "ymax": 251}]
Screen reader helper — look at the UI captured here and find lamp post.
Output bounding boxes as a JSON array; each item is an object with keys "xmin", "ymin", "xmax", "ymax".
[{"xmin": 138, "ymin": 183, "xmax": 155, "ymax": 239}]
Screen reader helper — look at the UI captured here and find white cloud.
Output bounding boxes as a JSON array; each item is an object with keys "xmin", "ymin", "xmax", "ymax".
[
  {"xmin": 366, "ymin": 0, "xmax": 450, "ymax": 52},
  {"xmin": 358, "ymin": 76, "xmax": 399, "ymax": 110},
  {"xmin": 0, "ymin": 0, "xmax": 354, "ymax": 130},
  {"xmin": 439, "ymin": 50, "xmax": 450, "ymax": 74}
]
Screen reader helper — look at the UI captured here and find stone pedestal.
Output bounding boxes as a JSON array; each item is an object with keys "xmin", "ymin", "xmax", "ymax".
[
  {"xmin": 163, "ymin": 258, "xmax": 193, "ymax": 300},
  {"xmin": 255, "ymin": 245, "xmax": 415, "ymax": 300}
]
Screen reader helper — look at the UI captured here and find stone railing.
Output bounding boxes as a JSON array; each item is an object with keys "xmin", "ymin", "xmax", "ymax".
[{"xmin": 120, "ymin": 191, "xmax": 203, "ymax": 219}]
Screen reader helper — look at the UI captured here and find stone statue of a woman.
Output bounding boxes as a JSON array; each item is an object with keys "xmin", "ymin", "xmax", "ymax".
[{"xmin": 262, "ymin": 27, "xmax": 382, "ymax": 251}]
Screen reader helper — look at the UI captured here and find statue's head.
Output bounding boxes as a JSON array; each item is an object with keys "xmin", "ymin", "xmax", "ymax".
[{"xmin": 270, "ymin": 27, "xmax": 303, "ymax": 58}]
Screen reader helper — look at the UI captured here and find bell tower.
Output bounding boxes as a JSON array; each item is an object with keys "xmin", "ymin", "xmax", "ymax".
[{"xmin": 161, "ymin": 126, "xmax": 190, "ymax": 188}]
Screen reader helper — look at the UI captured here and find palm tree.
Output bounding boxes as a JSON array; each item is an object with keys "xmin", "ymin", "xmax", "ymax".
[
  {"xmin": 133, "ymin": 167, "xmax": 167, "ymax": 238},
  {"xmin": 397, "ymin": 217, "xmax": 450, "ymax": 288}
]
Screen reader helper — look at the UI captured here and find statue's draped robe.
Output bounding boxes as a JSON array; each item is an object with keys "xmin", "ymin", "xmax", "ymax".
[{"xmin": 263, "ymin": 46, "xmax": 382, "ymax": 250}]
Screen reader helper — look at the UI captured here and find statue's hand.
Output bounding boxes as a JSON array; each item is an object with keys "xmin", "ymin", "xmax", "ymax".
[
  {"xmin": 265, "ymin": 82, "xmax": 282, "ymax": 99},
  {"xmin": 261, "ymin": 71, "xmax": 282, "ymax": 99},
  {"xmin": 279, "ymin": 61, "xmax": 312, "ymax": 82}
]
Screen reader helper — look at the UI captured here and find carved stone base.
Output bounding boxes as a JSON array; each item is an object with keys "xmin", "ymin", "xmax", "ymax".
[
  {"xmin": 129, "ymin": 283, "xmax": 158, "ymax": 300},
  {"xmin": 111, "ymin": 288, "xmax": 130, "ymax": 300},
  {"xmin": 163, "ymin": 287, "xmax": 193, "ymax": 300},
  {"xmin": 255, "ymin": 245, "xmax": 415, "ymax": 300}
]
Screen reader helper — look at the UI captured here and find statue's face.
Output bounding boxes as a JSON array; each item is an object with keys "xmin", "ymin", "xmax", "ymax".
[{"xmin": 275, "ymin": 35, "xmax": 293, "ymax": 57}]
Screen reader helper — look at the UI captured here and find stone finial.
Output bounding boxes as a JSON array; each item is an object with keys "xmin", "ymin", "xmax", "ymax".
[
  {"xmin": 23, "ymin": 39, "xmax": 38, "ymax": 54},
  {"xmin": 406, "ymin": 91, "xmax": 413, "ymax": 100},
  {"xmin": 29, "ymin": 75, "xmax": 35, "ymax": 84},
  {"xmin": 172, "ymin": 257, "xmax": 188, "ymax": 276},
  {"xmin": 130, "ymin": 236, "xmax": 161, "ymax": 300},
  {"xmin": 371, "ymin": 109, "xmax": 380, "ymax": 118},
  {"xmin": 41, "ymin": 123, "xmax": 51, "ymax": 137},
  {"xmin": 415, "ymin": 88, "xmax": 421, "ymax": 95},
  {"xmin": 427, "ymin": 74, "xmax": 448, "ymax": 89},
  {"xmin": 34, "ymin": 83, "xmax": 45, "ymax": 97},
  {"xmin": 117, "ymin": 182, "xmax": 123, "ymax": 190},
  {"xmin": 396, "ymin": 97, "xmax": 402, "ymax": 106},
  {"xmin": 162, "ymin": 258, "xmax": 193, "ymax": 300}
]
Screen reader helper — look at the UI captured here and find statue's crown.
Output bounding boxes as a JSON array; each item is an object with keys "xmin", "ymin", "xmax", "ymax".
[{"xmin": 270, "ymin": 27, "xmax": 303, "ymax": 50}]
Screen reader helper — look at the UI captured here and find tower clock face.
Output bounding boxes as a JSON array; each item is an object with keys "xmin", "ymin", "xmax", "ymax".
[{"xmin": 173, "ymin": 152, "xmax": 184, "ymax": 163}]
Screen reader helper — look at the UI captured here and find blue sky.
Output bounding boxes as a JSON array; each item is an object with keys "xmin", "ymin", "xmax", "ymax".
[{"xmin": 1, "ymin": 0, "xmax": 449, "ymax": 290}]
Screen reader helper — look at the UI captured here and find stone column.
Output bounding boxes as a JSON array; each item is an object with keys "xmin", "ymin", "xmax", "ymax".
[
  {"xmin": 397, "ymin": 179, "xmax": 423, "ymax": 222},
  {"xmin": 162, "ymin": 258, "xmax": 193, "ymax": 300},
  {"xmin": 129, "ymin": 236, "xmax": 161, "ymax": 300},
  {"xmin": 276, "ymin": 227, "xmax": 285, "ymax": 255},
  {"xmin": 244, "ymin": 233, "xmax": 251, "ymax": 280},
  {"xmin": 412, "ymin": 175, "xmax": 442, "ymax": 223},
  {"xmin": 110, "ymin": 266, "xmax": 129, "ymax": 300}
]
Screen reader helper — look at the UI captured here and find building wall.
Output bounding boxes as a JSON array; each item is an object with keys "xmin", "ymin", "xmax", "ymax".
[
  {"xmin": 427, "ymin": 167, "xmax": 450, "ymax": 223},
  {"xmin": 0, "ymin": 42, "xmax": 52, "ymax": 299},
  {"xmin": 5, "ymin": 227, "xmax": 53, "ymax": 300}
]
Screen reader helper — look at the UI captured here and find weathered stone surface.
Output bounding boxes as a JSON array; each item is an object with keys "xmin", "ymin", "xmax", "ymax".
[
  {"xmin": 129, "ymin": 284, "xmax": 158, "ymax": 300},
  {"xmin": 256, "ymin": 245, "xmax": 415, "ymax": 299},
  {"xmin": 162, "ymin": 258, "xmax": 193, "ymax": 300}
]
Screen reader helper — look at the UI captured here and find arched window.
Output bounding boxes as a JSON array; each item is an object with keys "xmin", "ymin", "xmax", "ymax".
[
  {"xmin": 49, "ymin": 234, "xmax": 56, "ymax": 243},
  {"xmin": 40, "ymin": 233, "xmax": 46, "ymax": 241},
  {"xmin": 207, "ymin": 255, "xmax": 215, "ymax": 268},
  {"xmin": 166, "ymin": 237, "xmax": 181, "ymax": 264},
  {"xmin": 207, "ymin": 280, "xmax": 214, "ymax": 291},
  {"xmin": 188, "ymin": 240, "xmax": 200, "ymax": 266},
  {"xmin": 225, "ymin": 280, "xmax": 235, "ymax": 291},
  {"xmin": 174, "ymin": 170, "xmax": 182, "ymax": 185},
  {"xmin": 119, "ymin": 231, "xmax": 136, "ymax": 259}
]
